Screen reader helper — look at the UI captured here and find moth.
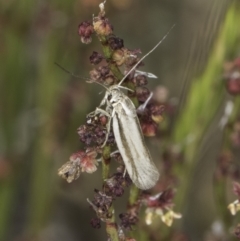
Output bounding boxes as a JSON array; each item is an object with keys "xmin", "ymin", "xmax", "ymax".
[{"xmin": 90, "ymin": 85, "xmax": 159, "ymax": 189}]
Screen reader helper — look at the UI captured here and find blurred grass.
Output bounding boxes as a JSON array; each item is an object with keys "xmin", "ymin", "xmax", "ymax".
[{"xmin": 0, "ymin": 0, "xmax": 91, "ymax": 239}]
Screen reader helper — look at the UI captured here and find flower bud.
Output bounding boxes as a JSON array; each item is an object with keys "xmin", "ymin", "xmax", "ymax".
[
  {"xmin": 104, "ymin": 75, "xmax": 115, "ymax": 85},
  {"xmin": 141, "ymin": 121, "xmax": 158, "ymax": 136},
  {"xmin": 108, "ymin": 36, "xmax": 124, "ymax": 50},
  {"xmin": 89, "ymin": 68, "xmax": 101, "ymax": 81},
  {"xmin": 89, "ymin": 51, "xmax": 103, "ymax": 65},
  {"xmin": 98, "ymin": 65, "xmax": 110, "ymax": 77},
  {"xmin": 78, "ymin": 21, "xmax": 94, "ymax": 44},
  {"xmin": 112, "ymin": 49, "xmax": 127, "ymax": 66},
  {"xmin": 93, "ymin": 17, "xmax": 113, "ymax": 36},
  {"xmin": 135, "ymin": 74, "xmax": 148, "ymax": 86},
  {"xmin": 226, "ymin": 78, "xmax": 240, "ymax": 95},
  {"xmin": 136, "ymin": 87, "xmax": 150, "ymax": 102},
  {"xmin": 90, "ymin": 218, "xmax": 101, "ymax": 229},
  {"xmin": 150, "ymin": 104, "xmax": 165, "ymax": 124}
]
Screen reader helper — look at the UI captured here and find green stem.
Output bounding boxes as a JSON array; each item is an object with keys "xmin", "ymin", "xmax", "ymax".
[
  {"xmin": 102, "ymin": 145, "xmax": 111, "ymax": 180},
  {"xmin": 106, "ymin": 221, "xmax": 119, "ymax": 241},
  {"xmin": 129, "ymin": 185, "xmax": 140, "ymax": 206},
  {"xmin": 102, "ymin": 145, "xmax": 119, "ymax": 241}
]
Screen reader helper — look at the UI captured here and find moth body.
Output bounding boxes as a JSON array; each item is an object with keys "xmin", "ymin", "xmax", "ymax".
[{"xmin": 102, "ymin": 86, "xmax": 160, "ymax": 190}]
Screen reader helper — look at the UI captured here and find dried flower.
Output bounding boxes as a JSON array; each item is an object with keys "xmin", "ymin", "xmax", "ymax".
[
  {"xmin": 224, "ymin": 57, "xmax": 240, "ymax": 95},
  {"xmin": 105, "ymin": 168, "xmax": 132, "ymax": 197},
  {"xmin": 233, "ymin": 182, "xmax": 240, "ymax": 197},
  {"xmin": 93, "ymin": 17, "xmax": 113, "ymax": 36},
  {"xmin": 98, "ymin": 65, "xmax": 110, "ymax": 77},
  {"xmin": 226, "ymin": 78, "xmax": 240, "ymax": 95},
  {"xmin": 58, "ymin": 158, "xmax": 81, "ymax": 183},
  {"xmin": 87, "ymin": 190, "xmax": 113, "ymax": 222},
  {"xmin": 142, "ymin": 189, "xmax": 175, "ymax": 208},
  {"xmin": 89, "ymin": 66, "xmax": 110, "ymax": 83},
  {"xmin": 228, "ymin": 200, "xmax": 240, "ymax": 215},
  {"xmin": 93, "ymin": 189, "xmax": 113, "ymax": 209},
  {"xmin": 145, "ymin": 207, "xmax": 181, "ymax": 226},
  {"xmin": 77, "ymin": 116, "xmax": 114, "ymax": 146},
  {"xmin": 134, "ymin": 74, "xmax": 148, "ymax": 86},
  {"xmin": 142, "ymin": 189, "xmax": 181, "ymax": 226},
  {"xmin": 78, "ymin": 21, "xmax": 94, "ymax": 44},
  {"xmin": 119, "ymin": 211, "xmax": 138, "ymax": 230},
  {"xmin": 228, "ymin": 182, "xmax": 240, "ymax": 215},
  {"xmin": 141, "ymin": 121, "xmax": 158, "ymax": 136},
  {"xmin": 234, "ymin": 224, "xmax": 240, "ymax": 238},
  {"xmin": 112, "ymin": 48, "xmax": 128, "ymax": 66},
  {"xmin": 89, "ymin": 51, "xmax": 103, "ymax": 65},
  {"xmin": 90, "ymin": 217, "xmax": 101, "ymax": 229},
  {"xmin": 89, "ymin": 68, "xmax": 102, "ymax": 81},
  {"xmin": 58, "ymin": 150, "xmax": 98, "ymax": 183},
  {"xmin": 136, "ymin": 87, "xmax": 150, "ymax": 102},
  {"xmin": 104, "ymin": 74, "xmax": 116, "ymax": 85},
  {"xmin": 108, "ymin": 36, "xmax": 124, "ymax": 50}
]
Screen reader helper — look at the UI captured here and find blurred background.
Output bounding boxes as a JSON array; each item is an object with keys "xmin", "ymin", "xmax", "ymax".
[{"xmin": 1, "ymin": 0, "xmax": 240, "ymax": 240}]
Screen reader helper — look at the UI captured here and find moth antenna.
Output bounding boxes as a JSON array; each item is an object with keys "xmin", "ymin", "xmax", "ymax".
[
  {"xmin": 118, "ymin": 86, "xmax": 134, "ymax": 92},
  {"xmin": 95, "ymin": 82, "xmax": 110, "ymax": 91},
  {"xmin": 55, "ymin": 62, "xmax": 109, "ymax": 91},
  {"xmin": 118, "ymin": 24, "xmax": 176, "ymax": 86},
  {"xmin": 55, "ymin": 62, "xmax": 94, "ymax": 82}
]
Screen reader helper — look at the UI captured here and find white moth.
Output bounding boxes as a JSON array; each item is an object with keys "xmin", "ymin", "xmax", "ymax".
[
  {"xmin": 89, "ymin": 25, "xmax": 175, "ymax": 189},
  {"xmin": 94, "ymin": 86, "xmax": 160, "ymax": 189}
]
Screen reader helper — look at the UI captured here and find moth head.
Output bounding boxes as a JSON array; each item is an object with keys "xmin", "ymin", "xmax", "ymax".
[{"xmin": 106, "ymin": 86, "xmax": 122, "ymax": 104}]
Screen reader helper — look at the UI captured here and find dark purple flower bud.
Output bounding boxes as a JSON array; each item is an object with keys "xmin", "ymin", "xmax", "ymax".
[
  {"xmin": 93, "ymin": 189, "xmax": 113, "ymax": 209},
  {"xmin": 108, "ymin": 36, "xmax": 124, "ymax": 50},
  {"xmin": 98, "ymin": 65, "xmax": 110, "ymax": 77},
  {"xmin": 233, "ymin": 182, "xmax": 240, "ymax": 198},
  {"xmin": 89, "ymin": 51, "xmax": 103, "ymax": 65},
  {"xmin": 113, "ymin": 185, "xmax": 124, "ymax": 197},
  {"xmin": 235, "ymin": 224, "xmax": 240, "ymax": 238},
  {"xmin": 90, "ymin": 217, "xmax": 101, "ymax": 229},
  {"xmin": 78, "ymin": 21, "xmax": 94, "ymax": 44},
  {"xmin": 135, "ymin": 75, "xmax": 148, "ymax": 86},
  {"xmin": 136, "ymin": 87, "xmax": 150, "ymax": 102},
  {"xmin": 119, "ymin": 212, "xmax": 138, "ymax": 230}
]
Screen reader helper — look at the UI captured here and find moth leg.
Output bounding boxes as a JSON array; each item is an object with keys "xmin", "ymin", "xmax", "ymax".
[
  {"xmin": 110, "ymin": 150, "xmax": 120, "ymax": 157},
  {"xmin": 101, "ymin": 108, "xmax": 116, "ymax": 148},
  {"xmin": 137, "ymin": 92, "xmax": 153, "ymax": 114},
  {"xmin": 87, "ymin": 107, "xmax": 110, "ymax": 118},
  {"xmin": 123, "ymin": 166, "xmax": 127, "ymax": 177}
]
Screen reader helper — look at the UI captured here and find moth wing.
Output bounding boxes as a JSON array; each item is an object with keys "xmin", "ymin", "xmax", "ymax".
[{"xmin": 113, "ymin": 112, "xmax": 160, "ymax": 190}]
